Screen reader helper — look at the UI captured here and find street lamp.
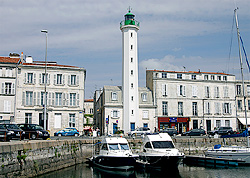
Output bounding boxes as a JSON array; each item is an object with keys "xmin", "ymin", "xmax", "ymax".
[{"xmin": 41, "ymin": 30, "xmax": 48, "ymax": 130}]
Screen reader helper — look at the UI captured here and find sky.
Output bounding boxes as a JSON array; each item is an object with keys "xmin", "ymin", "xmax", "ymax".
[{"xmin": 1, "ymin": 0, "xmax": 250, "ymax": 99}]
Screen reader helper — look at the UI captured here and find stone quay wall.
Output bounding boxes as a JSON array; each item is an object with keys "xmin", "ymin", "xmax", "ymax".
[{"xmin": 0, "ymin": 137, "xmax": 248, "ymax": 177}]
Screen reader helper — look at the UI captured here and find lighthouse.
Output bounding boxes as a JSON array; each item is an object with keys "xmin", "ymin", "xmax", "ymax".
[{"xmin": 120, "ymin": 9, "xmax": 140, "ymax": 134}]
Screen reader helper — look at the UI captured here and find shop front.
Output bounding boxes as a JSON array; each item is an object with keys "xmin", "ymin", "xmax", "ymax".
[{"xmin": 158, "ymin": 117, "xmax": 190, "ymax": 134}]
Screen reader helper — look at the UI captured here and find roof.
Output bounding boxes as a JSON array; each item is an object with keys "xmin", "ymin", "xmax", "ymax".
[
  {"xmin": 147, "ymin": 69, "xmax": 233, "ymax": 76},
  {"xmin": 84, "ymin": 99, "xmax": 94, "ymax": 102},
  {"xmin": 0, "ymin": 57, "xmax": 19, "ymax": 64},
  {"xmin": 144, "ymin": 133, "xmax": 172, "ymax": 142},
  {"xmin": 22, "ymin": 62, "xmax": 82, "ymax": 69},
  {"xmin": 102, "ymin": 137, "xmax": 128, "ymax": 144}
]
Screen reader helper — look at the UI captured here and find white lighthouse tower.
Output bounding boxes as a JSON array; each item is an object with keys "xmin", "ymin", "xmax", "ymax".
[{"xmin": 120, "ymin": 9, "xmax": 140, "ymax": 134}]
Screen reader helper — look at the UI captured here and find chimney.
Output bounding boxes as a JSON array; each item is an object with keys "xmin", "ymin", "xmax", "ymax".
[
  {"xmin": 9, "ymin": 53, "xmax": 20, "ymax": 58},
  {"xmin": 26, "ymin": 56, "xmax": 33, "ymax": 63},
  {"xmin": 20, "ymin": 52, "xmax": 24, "ymax": 63}
]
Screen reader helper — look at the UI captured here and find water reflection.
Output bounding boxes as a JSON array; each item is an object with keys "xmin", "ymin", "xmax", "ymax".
[{"xmin": 36, "ymin": 164, "xmax": 250, "ymax": 178}]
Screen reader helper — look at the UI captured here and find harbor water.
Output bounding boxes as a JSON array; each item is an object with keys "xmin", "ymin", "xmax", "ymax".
[{"xmin": 36, "ymin": 163, "xmax": 250, "ymax": 178}]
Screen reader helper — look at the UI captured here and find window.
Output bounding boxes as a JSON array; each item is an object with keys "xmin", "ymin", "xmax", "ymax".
[
  {"xmin": 142, "ymin": 93, "xmax": 147, "ymax": 101},
  {"xmin": 178, "ymin": 102, "xmax": 183, "ymax": 116},
  {"xmin": 223, "ymin": 76, "xmax": 227, "ymax": 81},
  {"xmin": 211, "ymin": 75, "xmax": 215, "ymax": 80},
  {"xmin": 26, "ymin": 91, "xmax": 33, "ymax": 105},
  {"xmin": 143, "ymin": 110, "xmax": 149, "ymax": 118},
  {"xmin": 131, "ymin": 110, "xmax": 134, "ymax": 115},
  {"xmin": 162, "ymin": 73, "xmax": 167, "ymax": 78},
  {"xmin": 236, "ymin": 85, "xmax": 241, "ymax": 95},
  {"xmin": 6, "ymin": 68, "xmax": 12, "ymax": 77},
  {"xmin": 192, "ymin": 102, "xmax": 197, "ymax": 116},
  {"xmin": 248, "ymin": 100, "xmax": 250, "ymax": 110},
  {"xmin": 90, "ymin": 108, "xmax": 93, "ymax": 114},
  {"xmin": 224, "ymin": 86, "xmax": 229, "ymax": 97},
  {"xmin": 192, "ymin": 85, "xmax": 197, "ymax": 97},
  {"xmin": 41, "ymin": 73, "xmax": 48, "ymax": 84},
  {"xmin": 25, "ymin": 113, "xmax": 32, "ymax": 124},
  {"xmin": 225, "ymin": 120, "xmax": 230, "ymax": 127},
  {"xmin": 69, "ymin": 114, "xmax": 75, "ymax": 127},
  {"xmin": 131, "ymin": 70, "xmax": 133, "ymax": 75},
  {"xmin": 131, "ymin": 58, "xmax": 133, "ymax": 62},
  {"xmin": 216, "ymin": 120, "xmax": 221, "ymax": 128},
  {"xmin": 215, "ymin": 102, "xmax": 221, "ymax": 114},
  {"xmin": 217, "ymin": 76, "xmax": 221, "ymax": 80},
  {"xmin": 204, "ymin": 75, "xmax": 208, "ymax": 80},
  {"xmin": 162, "ymin": 84, "xmax": 168, "ymax": 96},
  {"xmin": 70, "ymin": 93, "xmax": 76, "ymax": 106},
  {"xmin": 193, "ymin": 120, "xmax": 198, "ymax": 129},
  {"xmin": 0, "ymin": 68, "xmax": 2, "ymax": 77},
  {"xmin": 131, "ymin": 83, "xmax": 133, "ymax": 88},
  {"xmin": 55, "ymin": 93, "xmax": 62, "ymax": 106},
  {"xmin": 27, "ymin": 73, "xmax": 33, "ymax": 83},
  {"xmin": 143, "ymin": 123, "xmax": 148, "ymax": 128},
  {"xmin": 223, "ymin": 103, "xmax": 231, "ymax": 114},
  {"xmin": 131, "ymin": 45, "xmax": 133, "ymax": 50},
  {"xmin": 215, "ymin": 87, "xmax": 219, "ymax": 98},
  {"xmin": 131, "ymin": 96, "xmax": 133, "ymax": 101},
  {"xmin": 191, "ymin": 75, "xmax": 196, "ymax": 80},
  {"xmin": 177, "ymin": 74, "xmax": 182, "ymax": 79},
  {"xmin": 113, "ymin": 110, "xmax": 118, "ymax": 118},
  {"xmin": 205, "ymin": 102, "xmax": 210, "ymax": 114},
  {"xmin": 57, "ymin": 74, "xmax": 62, "ymax": 84},
  {"xmin": 111, "ymin": 92, "xmax": 117, "ymax": 101},
  {"xmin": 247, "ymin": 85, "xmax": 250, "ymax": 96},
  {"xmin": 4, "ymin": 100, "xmax": 11, "ymax": 112},
  {"xmin": 70, "ymin": 75, "xmax": 76, "ymax": 85},
  {"xmin": 237, "ymin": 100, "xmax": 242, "ymax": 111},
  {"xmin": 41, "ymin": 92, "xmax": 45, "ymax": 105},
  {"xmin": 130, "ymin": 122, "xmax": 135, "ymax": 131},
  {"xmin": 162, "ymin": 101, "xmax": 168, "ymax": 115},
  {"xmin": 178, "ymin": 85, "xmax": 186, "ymax": 96},
  {"xmin": 5, "ymin": 83, "xmax": 12, "ymax": 94},
  {"xmin": 205, "ymin": 86, "xmax": 210, "ymax": 98},
  {"xmin": 131, "ymin": 32, "xmax": 133, "ymax": 38}
]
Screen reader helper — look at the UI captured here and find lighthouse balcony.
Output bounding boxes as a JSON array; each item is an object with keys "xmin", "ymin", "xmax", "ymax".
[{"xmin": 120, "ymin": 20, "xmax": 140, "ymax": 28}]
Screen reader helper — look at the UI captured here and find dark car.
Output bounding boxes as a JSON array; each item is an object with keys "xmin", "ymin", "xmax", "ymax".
[
  {"xmin": 160, "ymin": 128, "xmax": 178, "ymax": 136},
  {"xmin": 0, "ymin": 124, "xmax": 12, "ymax": 141},
  {"xmin": 181, "ymin": 129, "xmax": 206, "ymax": 136},
  {"xmin": 208, "ymin": 128, "xmax": 219, "ymax": 136},
  {"xmin": 17, "ymin": 124, "xmax": 50, "ymax": 140},
  {"xmin": 217, "ymin": 127, "xmax": 234, "ymax": 135},
  {"xmin": 54, "ymin": 128, "xmax": 80, "ymax": 137},
  {"xmin": 0, "ymin": 124, "xmax": 25, "ymax": 140}
]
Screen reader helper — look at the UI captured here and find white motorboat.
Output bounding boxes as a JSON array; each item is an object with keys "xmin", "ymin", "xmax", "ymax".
[
  {"xmin": 205, "ymin": 144, "xmax": 250, "ymax": 165},
  {"xmin": 137, "ymin": 133, "xmax": 184, "ymax": 169},
  {"xmin": 90, "ymin": 137, "xmax": 139, "ymax": 170}
]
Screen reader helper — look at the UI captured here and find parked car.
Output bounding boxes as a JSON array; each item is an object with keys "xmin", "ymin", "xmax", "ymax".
[
  {"xmin": 208, "ymin": 128, "xmax": 219, "ymax": 136},
  {"xmin": 17, "ymin": 124, "xmax": 50, "ymax": 140},
  {"xmin": 217, "ymin": 127, "xmax": 234, "ymax": 135},
  {"xmin": 54, "ymin": 128, "xmax": 80, "ymax": 137},
  {"xmin": 128, "ymin": 127, "xmax": 151, "ymax": 137},
  {"xmin": 160, "ymin": 128, "xmax": 178, "ymax": 136},
  {"xmin": 0, "ymin": 124, "xmax": 25, "ymax": 140},
  {"xmin": 181, "ymin": 129, "xmax": 206, "ymax": 136},
  {"xmin": 0, "ymin": 124, "xmax": 12, "ymax": 141}
]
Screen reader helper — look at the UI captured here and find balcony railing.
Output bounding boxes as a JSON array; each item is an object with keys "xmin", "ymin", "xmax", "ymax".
[{"xmin": 120, "ymin": 20, "xmax": 140, "ymax": 28}]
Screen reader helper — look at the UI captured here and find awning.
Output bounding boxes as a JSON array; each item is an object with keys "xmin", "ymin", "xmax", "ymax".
[{"xmin": 238, "ymin": 118, "xmax": 250, "ymax": 125}]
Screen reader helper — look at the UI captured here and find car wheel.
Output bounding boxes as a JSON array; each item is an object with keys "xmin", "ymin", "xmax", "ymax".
[
  {"xmin": 31, "ymin": 134, "xmax": 36, "ymax": 140},
  {"xmin": 173, "ymin": 133, "xmax": 176, "ymax": 137},
  {"xmin": 74, "ymin": 133, "xmax": 79, "ymax": 137},
  {"xmin": 200, "ymin": 133, "xmax": 203, "ymax": 136},
  {"xmin": 58, "ymin": 133, "xmax": 62, "ymax": 137}
]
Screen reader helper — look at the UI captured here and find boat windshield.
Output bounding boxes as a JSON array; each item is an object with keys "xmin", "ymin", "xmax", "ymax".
[
  {"xmin": 108, "ymin": 144, "xmax": 119, "ymax": 150},
  {"xmin": 120, "ymin": 143, "xmax": 129, "ymax": 150},
  {"xmin": 152, "ymin": 141, "xmax": 174, "ymax": 149}
]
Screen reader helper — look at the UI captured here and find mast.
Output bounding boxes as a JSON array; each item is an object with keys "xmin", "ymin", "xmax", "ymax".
[{"xmin": 235, "ymin": 8, "xmax": 249, "ymax": 147}]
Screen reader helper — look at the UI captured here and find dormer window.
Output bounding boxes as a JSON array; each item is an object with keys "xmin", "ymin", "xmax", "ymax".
[
  {"xmin": 177, "ymin": 74, "xmax": 182, "ymax": 79},
  {"xmin": 192, "ymin": 75, "xmax": 196, "ymax": 80}
]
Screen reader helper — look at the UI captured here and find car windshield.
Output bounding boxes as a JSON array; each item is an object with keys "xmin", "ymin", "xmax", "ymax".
[
  {"xmin": 6, "ymin": 124, "xmax": 20, "ymax": 129},
  {"xmin": 120, "ymin": 143, "xmax": 129, "ymax": 150},
  {"xmin": 32, "ymin": 125, "xmax": 43, "ymax": 130},
  {"xmin": 108, "ymin": 144, "xmax": 119, "ymax": 150},
  {"xmin": 152, "ymin": 141, "xmax": 174, "ymax": 149}
]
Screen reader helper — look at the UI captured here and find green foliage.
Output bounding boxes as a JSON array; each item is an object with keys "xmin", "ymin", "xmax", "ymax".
[{"xmin": 1, "ymin": 164, "xmax": 4, "ymax": 168}]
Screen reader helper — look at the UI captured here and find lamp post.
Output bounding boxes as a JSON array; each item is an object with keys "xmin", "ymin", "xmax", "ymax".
[{"xmin": 41, "ymin": 30, "xmax": 48, "ymax": 130}]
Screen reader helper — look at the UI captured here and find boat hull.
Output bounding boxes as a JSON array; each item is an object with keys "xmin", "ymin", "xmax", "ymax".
[
  {"xmin": 137, "ymin": 155, "xmax": 183, "ymax": 169},
  {"xmin": 92, "ymin": 155, "xmax": 138, "ymax": 170}
]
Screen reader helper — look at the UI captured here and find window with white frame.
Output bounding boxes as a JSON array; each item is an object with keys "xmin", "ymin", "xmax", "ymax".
[
  {"xmin": 57, "ymin": 74, "xmax": 63, "ymax": 84},
  {"xmin": 216, "ymin": 120, "xmax": 221, "ymax": 128},
  {"xmin": 204, "ymin": 75, "xmax": 208, "ymax": 80},
  {"xmin": 90, "ymin": 108, "xmax": 93, "ymax": 114},
  {"xmin": 131, "ymin": 58, "xmax": 133, "ymax": 62},
  {"xmin": 237, "ymin": 100, "xmax": 242, "ymax": 111},
  {"xmin": 191, "ymin": 75, "xmax": 196, "ymax": 80},
  {"xmin": 223, "ymin": 76, "xmax": 227, "ymax": 81},
  {"xmin": 223, "ymin": 103, "xmax": 231, "ymax": 114},
  {"xmin": 111, "ymin": 92, "xmax": 117, "ymax": 101},
  {"xmin": 225, "ymin": 120, "xmax": 230, "ymax": 127},
  {"xmin": 247, "ymin": 85, "xmax": 250, "ymax": 96},
  {"xmin": 41, "ymin": 73, "xmax": 48, "ymax": 84},
  {"xmin": 55, "ymin": 93, "xmax": 62, "ymax": 106},
  {"xmin": 192, "ymin": 85, "xmax": 197, "ymax": 97},
  {"xmin": 26, "ymin": 91, "xmax": 33, "ymax": 105},
  {"xmin": 4, "ymin": 83, "xmax": 12, "ymax": 94},
  {"xmin": 131, "ymin": 83, "xmax": 133, "ymax": 88},
  {"xmin": 224, "ymin": 86, "xmax": 229, "ymax": 97},
  {"xmin": 162, "ymin": 101, "xmax": 168, "ymax": 115},
  {"xmin": 205, "ymin": 102, "xmax": 210, "ymax": 114},
  {"xmin": 25, "ymin": 113, "xmax": 32, "ymax": 124},
  {"xmin": 143, "ymin": 110, "xmax": 149, "ymax": 119},
  {"xmin": 162, "ymin": 73, "xmax": 167, "ymax": 78},
  {"xmin": 41, "ymin": 92, "xmax": 45, "ymax": 105},
  {"xmin": 71, "ymin": 75, "xmax": 76, "ymax": 85},
  {"xmin": 111, "ymin": 110, "xmax": 119, "ymax": 118},
  {"xmin": 142, "ymin": 93, "xmax": 147, "ymax": 101},
  {"xmin": 131, "ymin": 70, "xmax": 133, "ymax": 75},
  {"xmin": 211, "ymin": 75, "xmax": 215, "ymax": 80},
  {"xmin": 27, "ymin": 73, "xmax": 33, "ymax": 83},
  {"xmin": 236, "ymin": 85, "xmax": 241, "ymax": 95},
  {"xmin": 177, "ymin": 73, "xmax": 182, "ymax": 79},
  {"xmin": 178, "ymin": 85, "xmax": 186, "ymax": 96},
  {"xmin": 70, "ymin": 93, "xmax": 76, "ymax": 106},
  {"xmin": 162, "ymin": 84, "xmax": 168, "ymax": 96},
  {"xmin": 215, "ymin": 86, "xmax": 219, "ymax": 98},
  {"xmin": 205, "ymin": 86, "xmax": 210, "ymax": 98},
  {"xmin": 131, "ymin": 45, "xmax": 133, "ymax": 50},
  {"xmin": 131, "ymin": 96, "xmax": 133, "ymax": 101},
  {"xmin": 178, "ymin": 102, "xmax": 183, "ymax": 116},
  {"xmin": 192, "ymin": 102, "xmax": 198, "ymax": 116},
  {"xmin": 217, "ymin": 76, "xmax": 221, "ymax": 80},
  {"xmin": 69, "ymin": 114, "xmax": 75, "ymax": 127}
]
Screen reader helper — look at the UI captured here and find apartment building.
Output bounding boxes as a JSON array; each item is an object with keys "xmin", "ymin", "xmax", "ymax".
[
  {"xmin": 15, "ymin": 56, "xmax": 86, "ymax": 134},
  {"xmin": 146, "ymin": 70, "xmax": 236, "ymax": 133}
]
